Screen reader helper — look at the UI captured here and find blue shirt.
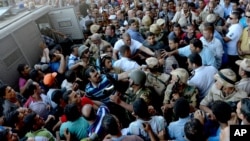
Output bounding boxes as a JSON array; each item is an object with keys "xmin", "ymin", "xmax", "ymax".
[
  {"xmin": 127, "ymin": 29, "xmax": 145, "ymax": 43},
  {"xmin": 85, "ymin": 74, "xmax": 118, "ymax": 103},
  {"xmin": 67, "ymin": 54, "xmax": 79, "ymax": 69},
  {"xmin": 178, "ymin": 45, "xmax": 217, "ymax": 68},
  {"xmin": 208, "ymin": 127, "xmax": 221, "ymax": 141},
  {"xmin": 239, "ymin": 17, "xmax": 248, "ymax": 29},
  {"xmin": 168, "ymin": 116, "xmax": 191, "ymax": 141},
  {"xmin": 88, "ymin": 105, "xmax": 109, "ymax": 136}
]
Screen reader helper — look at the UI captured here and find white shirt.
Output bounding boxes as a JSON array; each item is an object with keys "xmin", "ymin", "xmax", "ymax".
[
  {"xmin": 200, "ymin": 37, "xmax": 224, "ymax": 68},
  {"xmin": 188, "ymin": 66, "xmax": 218, "ymax": 101},
  {"xmin": 204, "ymin": 4, "xmax": 224, "ymax": 18},
  {"xmin": 113, "ymin": 57, "xmax": 140, "ymax": 71},
  {"xmin": 226, "ymin": 23, "xmax": 243, "ymax": 55},
  {"xmin": 128, "ymin": 116, "xmax": 166, "ymax": 141},
  {"xmin": 114, "ymin": 39, "xmax": 142, "ymax": 57},
  {"xmin": 46, "ymin": 89, "xmax": 58, "ymax": 109}
]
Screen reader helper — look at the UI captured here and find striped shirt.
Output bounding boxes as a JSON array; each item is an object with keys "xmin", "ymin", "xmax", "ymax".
[
  {"xmin": 85, "ymin": 74, "xmax": 118, "ymax": 103},
  {"xmin": 88, "ymin": 105, "xmax": 109, "ymax": 137}
]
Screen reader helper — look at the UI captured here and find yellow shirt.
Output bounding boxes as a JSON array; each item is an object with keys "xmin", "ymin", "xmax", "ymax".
[{"xmin": 239, "ymin": 27, "xmax": 250, "ymax": 59}]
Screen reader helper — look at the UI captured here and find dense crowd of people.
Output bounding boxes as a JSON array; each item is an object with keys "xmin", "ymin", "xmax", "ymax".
[{"xmin": 1, "ymin": 0, "xmax": 250, "ymax": 141}]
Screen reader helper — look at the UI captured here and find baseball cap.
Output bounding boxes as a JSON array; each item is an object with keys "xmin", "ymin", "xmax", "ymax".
[{"xmin": 43, "ymin": 72, "xmax": 57, "ymax": 87}]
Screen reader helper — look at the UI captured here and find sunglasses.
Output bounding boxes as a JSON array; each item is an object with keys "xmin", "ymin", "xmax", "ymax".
[{"xmin": 246, "ymin": 15, "xmax": 250, "ymax": 19}]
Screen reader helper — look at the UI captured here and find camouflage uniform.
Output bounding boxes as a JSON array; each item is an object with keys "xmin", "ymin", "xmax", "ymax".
[
  {"xmin": 145, "ymin": 72, "xmax": 170, "ymax": 96},
  {"xmin": 200, "ymin": 83, "xmax": 248, "ymax": 107},
  {"xmin": 163, "ymin": 83, "xmax": 199, "ymax": 108},
  {"xmin": 125, "ymin": 87, "xmax": 152, "ymax": 106}
]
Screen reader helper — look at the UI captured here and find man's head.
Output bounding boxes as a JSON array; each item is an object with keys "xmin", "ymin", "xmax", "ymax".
[
  {"xmin": 202, "ymin": 23, "xmax": 214, "ymax": 40},
  {"xmin": 105, "ymin": 24, "xmax": 116, "ymax": 36},
  {"xmin": 236, "ymin": 98, "xmax": 250, "ymax": 124},
  {"xmin": 198, "ymin": 0, "xmax": 205, "ymax": 9},
  {"xmin": 85, "ymin": 67, "xmax": 102, "ymax": 85},
  {"xmin": 236, "ymin": 58, "xmax": 250, "ymax": 78},
  {"xmin": 133, "ymin": 98, "xmax": 150, "ymax": 119},
  {"xmin": 91, "ymin": 33, "xmax": 102, "ymax": 45},
  {"xmin": 173, "ymin": 23, "xmax": 182, "ymax": 36},
  {"xmin": 186, "ymin": 24, "xmax": 195, "ymax": 34},
  {"xmin": 214, "ymin": 69, "xmax": 237, "ymax": 94},
  {"xmin": 100, "ymin": 54, "xmax": 113, "ymax": 70},
  {"xmin": 170, "ymin": 68, "xmax": 189, "ymax": 85},
  {"xmin": 212, "ymin": 100, "xmax": 232, "ymax": 124},
  {"xmin": 63, "ymin": 90, "xmax": 81, "ymax": 105},
  {"xmin": 64, "ymin": 103, "xmax": 81, "ymax": 121},
  {"xmin": 78, "ymin": 45, "xmax": 90, "ymax": 59},
  {"xmin": 146, "ymin": 32, "xmax": 156, "ymax": 45},
  {"xmin": 119, "ymin": 45, "xmax": 131, "ymax": 58},
  {"xmin": 17, "ymin": 64, "xmax": 31, "ymax": 77},
  {"xmin": 43, "ymin": 72, "xmax": 58, "ymax": 87},
  {"xmin": 229, "ymin": 11, "xmax": 240, "ymax": 24},
  {"xmin": 184, "ymin": 118, "xmax": 204, "ymax": 141},
  {"xmin": 189, "ymin": 39, "xmax": 203, "ymax": 53},
  {"xmin": 70, "ymin": 44, "xmax": 80, "ymax": 56},
  {"xmin": 27, "ymin": 81, "xmax": 42, "ymax": 96},
  {"xmin": 128, "ymin": 18, "xmax": 139, "ymax": 31},
  {"xmin": 129, "ymin": 70, "xmax": 146, "ymax": 87},
  {"xmin": 246, "ymin": 9, "xmax": 250, "ymax": 26},
  {"xmin": 168, "ymin": 37, "xmax": 179, "ymax": 50},
  {"xmin": 122, "ymin": 33, "xmax": 132, "ymax": 46},
  {"xmin": 173, "ymin": 97, "xmax": 190, "ymax": 118},
  {"xmin": 0, "ymin": 127, "xmax": 18, "ymax": 141},
  {"xmin": 208, "ymin": 1, "xmax": 216, "ymax": 13},
  {"xmin": 101, "ymin": 114, "xmax": 120, "ymax": 135},
  {"xmin": 101, "ymin": 44, "xmax": 113, "ymax": 57},
  {"xmin": 187, "ymin": 53, "xmax": 202, "ymax": 70},
  {"xmin": 128, "ymin": 9, "xmax": 135, "ymax": 19},
  {"xmin": 0, "ymin": 85, "xmax": 16, "ymax": 102},
  {"xmin": 23, "ymin": 112, "xmax": 45, "ymax": 131},
  {"xmin": 81, "ymin": 104, "xmax": 96, "ymax": 121}
]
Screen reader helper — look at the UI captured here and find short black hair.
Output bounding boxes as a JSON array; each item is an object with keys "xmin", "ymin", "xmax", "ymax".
[
  {"xmin": 188, "ymin": 53, "xmax": 202, "ymax": 66},
  {"xmin": 173, "ymin": 97, "xmax": 190, "ymax": 118},
  {"xmin": 23, "ymin": 112, "xmax": 37, "ymax": 130},
  {"xmin": 17, "ymin": 64, "xmax": 26, "ymax": 75},
  {"xmin": 0, "ymin": 84, "xmax": 7, "ymax": 98},
  {"xmin": 65, "ymin": 70, "xmax": 76, "ymax": 83},
  {"xmin": 64, "ymin": 103, "xmax": 81, "ymax": 121},
  {"xmin": 184, "ymin": 118, "xmax": 205, "ymax": 141},
  {"xmin": 70, "ymin": 44, "xmax": 80, "ymax": 53},
  {"xmin": 107, "ymin": 24, "xmax": 116, "ymax": 31},
  {"xmin": 0, "ymin": 127, "xmax": 9, "ymax": 141},
  {"xmin": 85, "ymin": 66, "xmax": 97, "ymax": 78},
  {"xmin": 173, "ymin": 23, "xmax": 181, "ymax": 28},
  {"xmin": 146, "ymin": 32, "xmax": 155, "ymax": 38},
  {"xmin": 212, "ymin": 100, "xmax": 231, "ymax": 123},
  {"xmin": 52, "ymin": 88, "xmax": 66, "ymax": 104},
  {"xmin": 133, "ymin": 98, "xmax": 150, "ymax": 119},
  {"xmin": 168, "ymin": 36, "xmax": 179, "ymax": 43},
  {"xmin": 128, "ymin": 19, "xmax": 137, "ymax": 26},
  {"xmin": 190, "ymin": 38, "xmax": 203, "ymax": 50},
  {"xmin": 62, "ymin": 90, "xmax": 72, "ymax": 104},
  {"xmin": 119, "ymin": 45, "xmax": 130, "ymax": 56},
  {"xmin": 241, "ymin": 98, "xmax": 250, "ymax": 123},
  {"xmin": 101, "ymin": 114, "xmax": 119, "ymax": 135}
]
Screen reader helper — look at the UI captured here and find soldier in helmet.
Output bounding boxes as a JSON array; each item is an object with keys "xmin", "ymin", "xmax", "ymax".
[
  {"xmin": 200, "ymin": 68, "xmax": 248, "ymax": 120},
  {"xmin": 161, "ymin": 68, "xmax": 199, "ymax": 115},
  {"xmin": 110, "ymin": 70, "xmax": 153, "ymax": 113},
  {"xmin": 144, "ymin": 57, "xmax": 170, "ymax": 112}
]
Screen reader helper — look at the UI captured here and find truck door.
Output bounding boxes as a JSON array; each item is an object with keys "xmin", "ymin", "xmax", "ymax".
[{"xmin": 48, "ymin": 6, "xmax": 83, "ymax": 40}]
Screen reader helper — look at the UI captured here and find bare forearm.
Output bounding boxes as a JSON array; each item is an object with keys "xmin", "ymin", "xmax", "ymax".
[{"xmin": 119, "ymin": 101, "xmax": 133, "ymax": 112}]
